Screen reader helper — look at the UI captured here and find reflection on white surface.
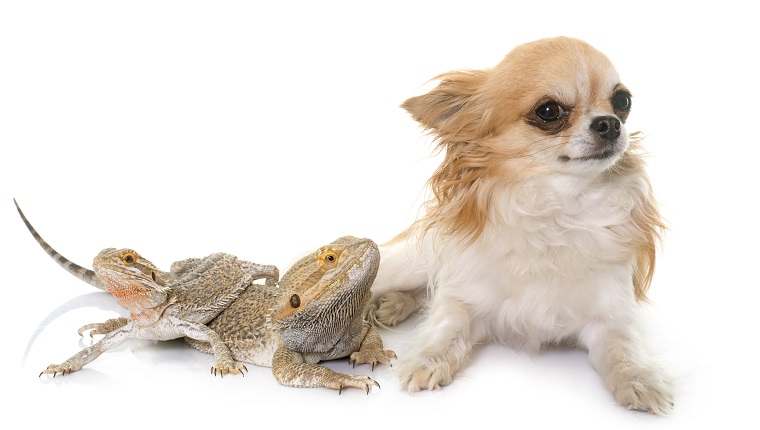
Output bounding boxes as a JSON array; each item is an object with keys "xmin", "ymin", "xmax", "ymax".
[{"xmin": 23, "ymin": 292, "xmax": 122, "ymax": 366}]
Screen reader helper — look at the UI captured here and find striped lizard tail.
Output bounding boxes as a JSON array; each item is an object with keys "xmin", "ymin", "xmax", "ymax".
[{"xmin": 14, "ymin": 198, "xmax": 105, "ymax": 290}]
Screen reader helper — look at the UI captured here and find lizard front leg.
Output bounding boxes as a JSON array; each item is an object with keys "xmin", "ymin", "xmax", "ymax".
[
  {"xmin": 40, "ymin": 322, "xmax": 133, "ymax": 377},
  {"xmin": 174, "ymin": 317, "xmax": 247, "ymax": 377},
  {"xmin": 77, "ymin": 317, "xmax": 129, "ymax": 337},
  {"xmin": 349, "ymin": 322, "xmax": 396, "ymax": 370},
  {"xmin": 272, "ymin": 345, "xmax": 380, "ymax": 393}
]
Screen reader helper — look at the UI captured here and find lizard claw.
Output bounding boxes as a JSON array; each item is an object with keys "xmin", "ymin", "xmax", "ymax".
[
  {"xmin": 39, "ymin": 364, "xmax": 75, "ymax": 378},
  {"xmin": 349, "ymin": 349, "xmax": 397, "ymax": 371},
  {"xmin": 335, "ymin": 375, "xmax": 381, "ymax": 395},
  {"xmin": 210, "ymin": 360, "xmax": 248, "ymax": 378}
]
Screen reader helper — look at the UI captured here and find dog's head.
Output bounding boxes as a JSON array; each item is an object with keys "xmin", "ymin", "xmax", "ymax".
[
  {"xmin": 406, "ymin": 37, "xmax": 662, "ymax": 300},
  {"xmin": 403, "ymin": 36, "xmax": 633, "ymax": 178}
]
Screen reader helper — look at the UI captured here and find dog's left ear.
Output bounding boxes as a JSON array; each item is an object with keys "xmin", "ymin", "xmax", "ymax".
[{"xmin": 402, "ymin": 70, "xmax": 494, "ymax": 141}]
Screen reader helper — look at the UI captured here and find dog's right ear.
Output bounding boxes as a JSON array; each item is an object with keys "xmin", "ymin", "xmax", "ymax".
[{"xmin": 401, "ymin": 70, "xmax": 490, "ymax": 141}]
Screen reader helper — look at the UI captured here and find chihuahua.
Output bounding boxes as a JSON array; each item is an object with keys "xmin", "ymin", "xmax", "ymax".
[{"xmin": 368, "ymin": 36, "xmax": 672, "ymax": 414}]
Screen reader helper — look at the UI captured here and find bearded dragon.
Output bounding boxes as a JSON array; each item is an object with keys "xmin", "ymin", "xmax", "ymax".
[
  {"xmin": 15, "ymin": 199, "xmax": 279, "ymax": 377},
  {"xmin": 185, "ymin": 235, "xmax": 396, "ymax": 392},
  {"xmin": 16, "ymin": 199, "xmax": 394, "ymax": 392}
]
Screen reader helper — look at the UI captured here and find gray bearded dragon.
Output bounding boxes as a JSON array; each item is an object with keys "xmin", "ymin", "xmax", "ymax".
[
  {"xmin": 187, "ymin": 235, "xmax": 396, "ymax": 392},
  {"xmin": 16, "ymin": 199, "xmax": 394, "ymax": 392}
]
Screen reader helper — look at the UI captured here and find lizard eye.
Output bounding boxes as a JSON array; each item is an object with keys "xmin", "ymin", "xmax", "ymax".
[
  {"xmin": 123, "ymin": 254, "xmax": 136, "ymax": 265},
  {"xmin": 151, "ymin": 272, "xmax": 156, "ymax": 281},
  {"xmin": 289, "ymin": 294, "xmax": 301, "ymax": 308},
  {"xmin": 321, "ymin": 251, "xmax": 338, "ymax": 265}
]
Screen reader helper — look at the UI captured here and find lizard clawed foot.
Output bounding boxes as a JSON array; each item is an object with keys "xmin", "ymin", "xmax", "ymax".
[
  {"xmin": 210, "ymin": 361, "xmax": 248, "ymax": 378},
  {"xmin": 349, "ymin": 349, "xmax": 397, "ymax": 371},
  {"xmin": 77, "ymin": 317, "xmax": 129, "ymax": 337},
  {"xmin": 336, "ymin": 375, "xmax": 381, "ymax": 395},
  {"xmin": 39, "ymin": 364, "xmax": 78, "ymax": 378}
]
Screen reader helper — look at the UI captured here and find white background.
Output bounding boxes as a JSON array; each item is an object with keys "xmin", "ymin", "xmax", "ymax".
[{"xmin": 1, "ymin": 1, "xmax": 757, "ymax": 428}]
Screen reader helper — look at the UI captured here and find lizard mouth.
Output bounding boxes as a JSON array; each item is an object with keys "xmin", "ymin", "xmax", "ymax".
[{"xmin": 94, "ymin": 264, "xmax": 157, "ymax": 290}]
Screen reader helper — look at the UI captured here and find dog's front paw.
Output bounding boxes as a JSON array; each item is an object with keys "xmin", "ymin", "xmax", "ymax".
[
  {"xmin": 397, "ymin": 356, "xmax": 455, "ymax": 391},
  {"xmin": 372, "ymin": 292, "xmax": 417, "ymax": 327},
  {"xmin": 611, "ymin": 367, "xmax": 674, "ymax": 415}
]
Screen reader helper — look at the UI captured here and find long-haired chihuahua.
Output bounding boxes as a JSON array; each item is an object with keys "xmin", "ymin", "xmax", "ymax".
[{"xmin": 368, "ymin": 36, "xmax": 672, "ymax": 414}]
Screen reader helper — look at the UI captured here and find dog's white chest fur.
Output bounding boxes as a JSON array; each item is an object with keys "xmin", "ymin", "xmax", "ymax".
[{"xmin": 425, "ymin": 175, "xmax": 640, "ymax": 350}]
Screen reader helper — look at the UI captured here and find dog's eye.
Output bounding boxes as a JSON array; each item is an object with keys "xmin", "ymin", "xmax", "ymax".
[
  {"xmin": 612, "ymin": 91, "xmax": 632, "ymax": 111},
  {"xmin": 535, "ymin": 102, "xmax": 564, "ymax": 122}
]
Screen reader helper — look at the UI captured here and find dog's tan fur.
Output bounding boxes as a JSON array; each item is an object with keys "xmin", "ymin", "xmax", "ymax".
[{"xmin": 369, "ymin": 36, "xmax": 673, "ymax": 414}]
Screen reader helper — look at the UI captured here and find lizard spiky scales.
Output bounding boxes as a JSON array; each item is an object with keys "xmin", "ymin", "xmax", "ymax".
[
  {"xmin": 15, "ymin": 199, "xmax": 278, "ymax": 378},
  {"xmin": 16, "ymin": 200, "xmax": 395, "ymax": 392},
  {"xmin": 187, "ymin": 236, "xmax": 396, "ymax": 392}
]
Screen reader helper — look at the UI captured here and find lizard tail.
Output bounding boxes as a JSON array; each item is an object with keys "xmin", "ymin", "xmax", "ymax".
[{"xmin": 14, "ymin": 198, "xmax": 106, "ymax": 291}]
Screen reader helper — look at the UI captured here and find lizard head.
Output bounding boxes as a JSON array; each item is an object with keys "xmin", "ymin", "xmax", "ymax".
[
  {"xmin": 93, "ymin": 248, "xmax": 173, "ymax": 324},
  {"xmin": 270, "ymin": 236, "xmax": 380, "ymax": 355}
]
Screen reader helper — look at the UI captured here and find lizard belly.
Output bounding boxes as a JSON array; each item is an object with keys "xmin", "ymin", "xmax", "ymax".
[{"xmin": 132, "ymin": 322, "xmax": 185, "ymax": 341}]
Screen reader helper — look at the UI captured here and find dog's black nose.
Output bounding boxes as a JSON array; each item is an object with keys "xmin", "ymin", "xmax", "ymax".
[{"xmin": 590, "ymin": 116, "xmax": 621, "ymax": 141}]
